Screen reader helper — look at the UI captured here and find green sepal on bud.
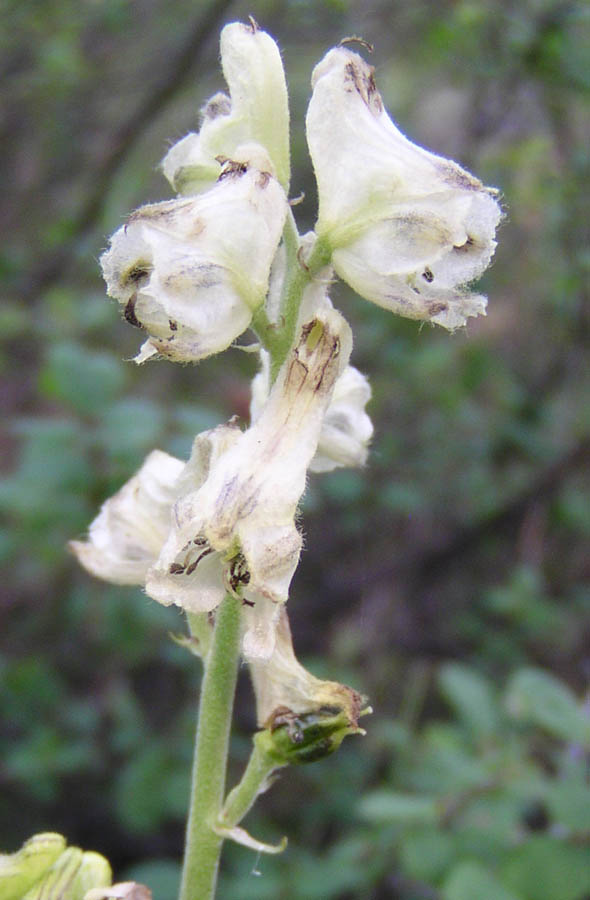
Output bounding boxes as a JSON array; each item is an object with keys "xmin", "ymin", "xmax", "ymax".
[
  {"xmin": 258, "ymin": 703, "xmax": 368, "ymax": 766},
  {"xmin": 0, "ymin": 835, "xmax": 112, "ymax": 900}
]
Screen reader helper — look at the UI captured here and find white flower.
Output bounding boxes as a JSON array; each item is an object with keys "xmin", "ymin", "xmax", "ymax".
[
  {"xmin": 162, "ymin": 21, "xmax": 290, "ymax": 195},
  {"xmin": 251, "ymin": 352, "xmax": 372, "ymax": 473},
  {"xmin": 69, "ymin": 450, "xmax": 184, "ymax": 585},
  {"xmin": 146, "ymin": 308, "xmax": 352, "ymax": 659},
  {"xmin": 101, "ymin": 152, "xmax": 287, "ymax": 363},
  {"xmin": 306, "ymin": 47, "xmax": 502, "ymax": 330},
  {"xmin": 250, "ymin": 607, "xmax": 363, "ymax": 729}
]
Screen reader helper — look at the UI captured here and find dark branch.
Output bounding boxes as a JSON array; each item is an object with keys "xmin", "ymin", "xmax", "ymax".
[{"xmin": 19, "ymin": 0, "xmax": 236, "ymax": 304}]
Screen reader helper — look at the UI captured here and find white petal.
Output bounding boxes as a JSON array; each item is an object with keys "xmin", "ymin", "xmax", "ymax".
[
  {"xmin": 101, "ymin": 161, "xmax": 287, "ymax": 363},
  {"xmin": 306, "ymin": 47, "xmax": 502, "ymax": 329},
  {"xmin": 161, "ymin": 94, "xmax": 231, "ymax": 195},
  {"xmin": 70, "ymin": 450, "xmax": 184, "ymax": 585},
  {"xmin": 144, "ymin": 422, "xmax": 242, "ymax": 611},
  {"xmin": 162, "ymin": 21, "xmax": 290, "ymax": 195}
]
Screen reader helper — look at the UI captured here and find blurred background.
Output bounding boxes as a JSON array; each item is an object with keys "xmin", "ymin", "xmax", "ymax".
[{"xmin": 1, "ymin": 0, "xmax": 590, "ymax": 897}]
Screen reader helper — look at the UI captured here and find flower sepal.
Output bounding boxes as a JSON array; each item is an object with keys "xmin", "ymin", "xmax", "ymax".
[{"xmin": 162, "ymin": 20, "xmax": 290, "ymax": 195}]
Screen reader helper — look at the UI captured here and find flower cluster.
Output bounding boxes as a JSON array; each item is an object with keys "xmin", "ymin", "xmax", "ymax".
[{"xmin": 72, "ymin": 21, "xmax": 500, "ymax": 730}]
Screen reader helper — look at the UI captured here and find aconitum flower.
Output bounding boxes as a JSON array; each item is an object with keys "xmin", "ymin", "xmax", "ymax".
[
  {"xmin": 162, "ymin": 20, "xmax": 290, "ymax": 195},
  {"xmin": 146, "ymin": 308, "xmax": 351, "ymax": 659},
  {"xmin": 101, "ymin": 149, "xmax": 287, "ymax": 363},
  {"xmin": 306, "ymin": 47, "xmax": 502, "ymax": 330}
]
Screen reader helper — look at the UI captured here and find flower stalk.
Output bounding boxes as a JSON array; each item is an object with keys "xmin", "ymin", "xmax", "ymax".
[
  {"xmin": 178, "ymin": 594, "xmax": 241, "ymax": 900},
  {"xmin": 252, "ymin": 215, "xmax": 332, "ymax": 380}
]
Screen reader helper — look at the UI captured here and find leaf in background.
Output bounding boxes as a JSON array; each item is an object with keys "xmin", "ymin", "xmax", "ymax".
[
  {"xmin": 359, "ymin": 791, "xmax": 439, "ymax": 825},
  {"xmin": 97, "ymin": 398, "xmax": 165, "ymax": 469},
  {"xmin": 501, "ymin": 837, "xmax": 590, "ymax": 900},
  {"xmin": 545, "ymin": 777, "xmax": 590, "ymax": 832},
  {"xmin": 398, "ymin": 827, "xmax": 454, "ymax": 882},
  {"xmin": 443, "ymin": 860, "xmax": 523, "ymax": 900},
  {"xmin": 114, "ymin": 743, "xmax": 189, "ymax": 834},
  {"xmin": 38, "ymin": 343, "xmax": 126, "ymax": 416},
  {"xmin": 505, "ymin": 668, "xmax": 590, "ymax": 746},
  {"xmin": 438, "ymin": 663, "xmax": 499, "ymax": 739}
]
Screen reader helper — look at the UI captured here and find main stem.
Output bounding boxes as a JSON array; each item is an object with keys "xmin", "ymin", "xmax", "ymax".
[
  {"xmin": 179, "ymin": 595, "xmax": 241, "ymax": 900},
  {"xmin": 252, "ymin": 213, "xmax": 332, "ymax": 382}
]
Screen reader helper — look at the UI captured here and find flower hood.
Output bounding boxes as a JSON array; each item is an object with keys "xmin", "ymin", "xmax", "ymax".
[
  {"xmin": 306, "ymin": 46, "xmax": 502, "ymax": 330},
  {"xmin": 101, "ymin": 151, "xmax": 287, "ymax": 363}
]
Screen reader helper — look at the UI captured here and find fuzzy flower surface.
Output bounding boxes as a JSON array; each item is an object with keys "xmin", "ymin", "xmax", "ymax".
[
  {"xmin": 0, "ymin": 834, "xmax": 112, "ymax": 900},
  {"xmin": 101, "ymin": 150, "xmax": 287, "ymax": 363},
  {"xmin": 146, "ymin": 308, "xmax": 351, "ymax": 658},
  {"xmin": 162, "ymin": 21, "xmax": 290, "ymax": 195},
  {"xmin": 306, "ymin": 46, "xmax": 502, "ymax": 329}
]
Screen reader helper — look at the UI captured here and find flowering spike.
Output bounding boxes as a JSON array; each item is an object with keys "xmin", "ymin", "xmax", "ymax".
[{"xmin": 306, "ymin": 47, "xmax": 502, "ymax": 329}]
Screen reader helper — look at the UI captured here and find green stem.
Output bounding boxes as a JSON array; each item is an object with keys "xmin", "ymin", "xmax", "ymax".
[
  {"xmin": 178, "ymin": 595, "xmax": 241, "ymax": 900},
  {"xmin": 270, "ymin": 222, "xmax": 332, "ymax": 382},
  {"xmin": 220, "ymin": 733, "xmax": 285, "ymax": 829},
  {"xmin": 251, "ymin": 213, "xmax": 332, "ymax": 383}
]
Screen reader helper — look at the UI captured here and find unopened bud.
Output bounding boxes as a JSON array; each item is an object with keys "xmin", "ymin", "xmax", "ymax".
[{"xmin": 0, "ymin": 833, "xmax": 66, "ymax": 900}]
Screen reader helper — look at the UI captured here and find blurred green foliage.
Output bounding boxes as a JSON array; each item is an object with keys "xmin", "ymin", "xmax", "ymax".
[{"xmin": 1, "ymin": 0, "xmax": 589, "ymax": 898}]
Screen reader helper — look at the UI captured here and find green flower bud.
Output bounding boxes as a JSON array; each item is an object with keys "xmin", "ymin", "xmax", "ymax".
[
  {"xmin": 77, "ymin": 851, "xmax": 113, "ymax": 898},
  {"xmin": 0, "ymin": 833, "xmax": 66, "ymax": 900},
  {"xmin": 22, "ymin": 847, "xmax": 111, "ymax": 900}
]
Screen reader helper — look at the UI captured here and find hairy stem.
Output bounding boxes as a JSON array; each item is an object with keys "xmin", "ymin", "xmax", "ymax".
[
  {"xmin": 270, "ymin": 220, "xmax": 332, "ymax": 381},
  {"xmin": 220, "ymin": 733, "xmax": 285, "ymax": 829},
  {"xmin": 178, "ymin": 595, "xmax": 241, "ymax": 900}
]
